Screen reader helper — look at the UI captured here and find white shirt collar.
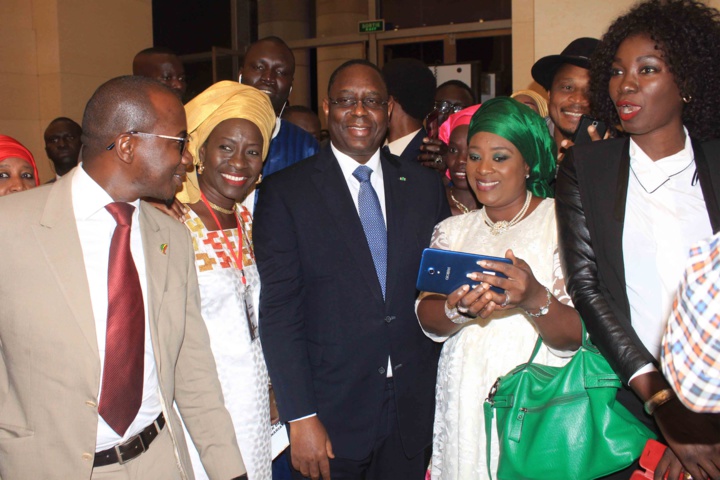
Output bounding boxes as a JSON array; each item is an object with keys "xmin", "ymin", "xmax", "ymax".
[
  {"xmin": 272, "ymin": 117, "xmax": 282, "ymax": 140},
  {"xmin": 331, "ymin": 142, "xmax": 383, "ymax": 182},
  {"xmin": 72, "ymin": 164, "xmax": 140, "ymax": 220},
  {"xmin": 629, "ymin": 127, "xmax": 694, "ymax": 193}
]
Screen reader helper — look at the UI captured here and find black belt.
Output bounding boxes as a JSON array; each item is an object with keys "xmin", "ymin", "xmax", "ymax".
[{"xmin": 94, "ymin": 413, "xmax": 166, "ymax": 467}]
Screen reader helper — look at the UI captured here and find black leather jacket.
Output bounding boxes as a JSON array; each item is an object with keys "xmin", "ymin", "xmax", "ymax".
[{"xmin": 555, "ymin": 137, "xmax": 720, "ymax": 385}]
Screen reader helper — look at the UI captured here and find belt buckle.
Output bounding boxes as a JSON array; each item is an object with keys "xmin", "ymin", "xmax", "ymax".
[{"xmin": 114, "ymin": 433, "xmax": 146, "ymax": 465}]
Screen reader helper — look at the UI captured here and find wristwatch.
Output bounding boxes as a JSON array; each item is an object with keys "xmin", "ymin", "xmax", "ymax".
[{"xmin": 524, "ymin": 287, "xmax": 552, "ymax": 318}]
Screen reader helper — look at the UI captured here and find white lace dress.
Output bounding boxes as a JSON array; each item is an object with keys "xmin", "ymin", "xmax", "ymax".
[
  {"xmin": 419, "ymin": 198, "xmax": 574, "ymax": 480},
  {"xmin": 181, "ymin": 206, "xmax": 271, "ymax": 480}
]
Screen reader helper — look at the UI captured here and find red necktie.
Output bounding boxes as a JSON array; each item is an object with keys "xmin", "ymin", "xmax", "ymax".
[{"xmin": 98, "ymin": 202, "xmax": 145, "ymax": 436}]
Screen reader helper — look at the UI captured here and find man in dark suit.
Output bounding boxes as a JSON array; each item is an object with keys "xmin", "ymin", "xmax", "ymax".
[
  {"xmin": 381, "ymin": 58, "xmax": 436, "ymax": 166},
  {"xmin": 254, "ymin": 59, "xmax": 450, "ymax": 480}
]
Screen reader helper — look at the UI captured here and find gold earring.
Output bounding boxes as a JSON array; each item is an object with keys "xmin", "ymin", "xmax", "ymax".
[
  {"xmin": 197, "ymin": 162, "xmax": 205, "ymax": 175},
  {"xmin": 682, "ymin": 95, "xmax": 693, "ymax": 104},
  {"xmin": 256, "ymin": 173, "xmax": 263, "ymax": 185}
]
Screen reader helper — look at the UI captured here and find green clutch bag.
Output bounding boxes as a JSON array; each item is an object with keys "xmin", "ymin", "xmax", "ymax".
[{"xmin": 483, "ymin": 322, "xmax": 655, "ymax": 480}]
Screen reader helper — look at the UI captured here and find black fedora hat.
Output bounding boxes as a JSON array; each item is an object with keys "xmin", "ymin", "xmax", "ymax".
[{"xmin": 531, "ymin": 37, "xmax": 600, "ymax": 91}]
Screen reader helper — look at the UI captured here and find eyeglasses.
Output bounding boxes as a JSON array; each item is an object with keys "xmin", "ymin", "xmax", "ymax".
[
  {"xmin": 106, "ymin": 131, "xmax": 191, "ymax": 156},
  {"xmin": 328, "ymin": 97, "xmax": 389, "ymax": 110},
  {"xmin": 434, "ymin": 101, "xmax": 466, "ymax": 114}
]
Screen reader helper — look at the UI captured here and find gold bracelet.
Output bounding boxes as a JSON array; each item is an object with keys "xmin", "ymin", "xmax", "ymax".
[{"xmin": 643, "ymin": 388, "xmax": 676, "ymax": 416}]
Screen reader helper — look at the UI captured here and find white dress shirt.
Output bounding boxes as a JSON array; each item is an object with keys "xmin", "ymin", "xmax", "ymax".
[
  {"xmin": 333, "ymin": 143, "xmax": 392, "ymax": 374},
  {"xmin": 332, "ymin": 143, "xmax": 387, "ymax": 224},
  {"xmin": 71, "ymin": 166, "xmax": 162, "ymax": 451},
  {"xmin": 623, "ymin": 130, "xmax": 713, "ymax": 379}
]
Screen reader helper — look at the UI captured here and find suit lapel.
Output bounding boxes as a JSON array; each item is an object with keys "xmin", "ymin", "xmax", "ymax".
[
  {"xmin": 612, "ymin": 139, "xmax": 631, "ymax": 223},
  {"xmin": 692, "ymin": 138, "xmax": 720, "ymax": 233},
  {"xmin": 139, "ymin": 203, "xmax": 170, "ymax": 335},
  {"xmin": 32, "ymin": 172, "xmax": 98, "ymax": 354},
  {"xmin": 382, "ymin": 152, "xmax": 406, "ymax": 306},
  {"xmin": 312, "ymin": 147, "xmax": 385, "ymax": 303}
]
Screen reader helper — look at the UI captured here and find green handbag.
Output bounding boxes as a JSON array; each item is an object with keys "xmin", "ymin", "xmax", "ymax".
[{"xmin": 483, "ymin": 323, "xmax": 655, "ymax": 480}]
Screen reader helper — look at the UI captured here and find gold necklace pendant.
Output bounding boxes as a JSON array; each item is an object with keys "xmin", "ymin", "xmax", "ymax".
[
  {"xmin": 206, "ymin": 199, "xmax": 236, "ymax": 215},
  {"xmin": 482, "ymin": 190, "xmax": 532, "ymax": 235},
  {"xmin": 449, "ymin": 188, "xmax": 471, "ymax": 214}
]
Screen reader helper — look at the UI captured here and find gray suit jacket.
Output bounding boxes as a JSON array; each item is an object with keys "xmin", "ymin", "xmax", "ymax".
[{"xmin": 0, "ymin": 169, "xmax": 245, "ymax": 479}]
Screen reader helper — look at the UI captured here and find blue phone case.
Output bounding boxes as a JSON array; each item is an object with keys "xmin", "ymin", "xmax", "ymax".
[{"xmin": 416, "ymin": 248, "xmax": 511, "ymax": 294}]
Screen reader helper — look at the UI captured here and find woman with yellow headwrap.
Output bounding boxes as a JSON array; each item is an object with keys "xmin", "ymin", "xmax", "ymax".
[
  {"xmin": 510, "ymin": 89, "xmax": 549, "ymax": 118},
  {"xmin": 177, "ymin": 81, "xmax": 276, "ymax": 480}
]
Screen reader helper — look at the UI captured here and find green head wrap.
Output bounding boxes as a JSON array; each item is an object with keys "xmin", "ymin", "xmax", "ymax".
[{"xmin": 467, "ymin": 97, "xmax": 556, "ymax": 198}]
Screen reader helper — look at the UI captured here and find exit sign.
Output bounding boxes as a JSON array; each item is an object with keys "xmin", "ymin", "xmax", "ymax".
[{"xmin": 359, "ymin": 19, "xmax": 385, "ymax": 34}]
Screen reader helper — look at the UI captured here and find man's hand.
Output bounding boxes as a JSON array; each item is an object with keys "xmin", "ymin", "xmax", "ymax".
[
  {"xmin": 418, "ymin": 137, "xmax": 448, "ymax": 172},
  {"xmin": 145, "ymin": 197, "xmax": 188, "ymax": 222},
  {"xmin": 558, "ymin": 124, "xmax": 610, "ymax": 163},
  {"xmin": 289, "ymin": 416, "xmax": 335, "ymax": 480},
  {"xmin": 653, "ymin": 398, "xmax": 720, "ymax": 480}
]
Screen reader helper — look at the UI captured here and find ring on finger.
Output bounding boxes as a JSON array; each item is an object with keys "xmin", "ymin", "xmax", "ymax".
[
  {"xmin": 500, "ymin": 292, "xmax": 511, "ymax": 308},
  {"xmin": 683, "ymin": 473, "xmax": 693, "ymax": 480},
  {"xmin": 457, "ymin": 304, "xmax": 469, "ymax": 314},
  {"xmin": 434, "ymin": 155, "xmax": 443, "ymax": 164}
]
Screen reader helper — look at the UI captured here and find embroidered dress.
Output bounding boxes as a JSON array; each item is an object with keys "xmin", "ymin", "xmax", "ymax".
[
  {"xmin": 182, "ymin": 205, "xmax": 271, "ymax": 480},
  {"xmin": 418, "ymin": 199, "xmax": 573, "ymax": 479}
]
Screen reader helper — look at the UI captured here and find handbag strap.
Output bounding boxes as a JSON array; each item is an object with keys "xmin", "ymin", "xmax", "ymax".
[
  {"xmin": 484, "ymin": 401, "xmax": 495, "ymax": 480},
  {"xmin": 483, "ymin": 319, "xmax": 590, "ymax": 479},
  {"xmin": 528, "ymin": 319, "xmax": 590, "ymax": 362}
]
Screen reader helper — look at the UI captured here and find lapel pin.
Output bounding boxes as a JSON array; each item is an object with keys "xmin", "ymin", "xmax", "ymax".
[
  {"xmin": 399, "ymin": 176, "xmax": 406, "ymax": 181},
  {"xmin": 160, "ymin": 243, "xmax": 168, "ymax": 255}
]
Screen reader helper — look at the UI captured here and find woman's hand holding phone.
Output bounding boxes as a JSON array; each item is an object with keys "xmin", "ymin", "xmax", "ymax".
[{"xmin": 448, "ymin": 249, "xmax": 546, "ymax": 319}]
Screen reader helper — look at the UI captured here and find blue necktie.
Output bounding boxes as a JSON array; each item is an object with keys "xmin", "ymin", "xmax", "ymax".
[{"xmin": 353, "ymin": 165, "xmax": 387, "ymax": 298}]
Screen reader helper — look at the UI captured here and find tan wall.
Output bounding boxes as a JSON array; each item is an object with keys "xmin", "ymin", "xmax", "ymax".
[
  {"xmin": 0, "ymin": 0, "xmax": 152, "ymax": 183},
  {"xmin": 512, "ymin": 0, "xmax": 720, "ymax": 93},
  {"xmin": 316, "ymin": 0, "xmax": 367, "ymax": 127},
  {"xmin": 257, "ymin": 0, "xmax": 314, "ymax": 112}
]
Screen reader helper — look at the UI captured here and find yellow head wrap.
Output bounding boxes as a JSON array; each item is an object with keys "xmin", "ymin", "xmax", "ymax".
[
  {"xmin": 176, "ymin": 80, "xmax": 276, "ymax": 204},
  {"xmin": 511, "ymin": 89, "xmax": 549, "ymax": 118}
]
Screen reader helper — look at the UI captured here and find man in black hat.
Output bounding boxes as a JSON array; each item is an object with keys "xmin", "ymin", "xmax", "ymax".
[{"xmin": 531, "ymin": 37, "xmax": 599, "ymax": 158}]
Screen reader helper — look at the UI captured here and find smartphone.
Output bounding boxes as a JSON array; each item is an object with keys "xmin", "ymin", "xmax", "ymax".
[
  {"xmin": 425, "ymin": 109, "xmax": 441, "ymax": 139},
  {"xmin": 572, "ymin": 114, "xmax": 608, "ymax": 145},
  {"xmin": 416, "ymin": 248, "xmax": 512, "ymax": 295},
  {"xmin": 629, "ymin": 439, "xmax": 667, "ymax": 480}
]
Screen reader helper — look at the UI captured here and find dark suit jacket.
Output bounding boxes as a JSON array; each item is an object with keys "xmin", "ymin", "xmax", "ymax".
[
  {"xmin": 555, "ymin": 137, "xmax": 720, "ymax": 421},
  {"xmin": 254, "ymin": 144, "xmax": 450, "ymax": 460},
  {"xmin": 262, "ymin": 119, "xmax": 319, "ymax": 179},
  {"xmin": 397, "ymin": 128, "xmax": 427, "ymax": 165}
]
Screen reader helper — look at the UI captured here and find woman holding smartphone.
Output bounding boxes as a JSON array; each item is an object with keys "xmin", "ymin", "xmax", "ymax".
[
  {"xmin": 417, "ymin": 97, "xmax": 582, "ymax": 479},
  {"xmin": 556, "ymin": 1, "xmax": 720, "ymax": 478}
]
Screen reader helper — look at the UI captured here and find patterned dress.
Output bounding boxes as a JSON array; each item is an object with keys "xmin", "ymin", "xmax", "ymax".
[
  {"xmin": 181, "ymin": 205, "xmax": 271, "ymax": 480},
  {"xmin": 418, "ymin": 198, "xmax": 574, "ymax": 479}
]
